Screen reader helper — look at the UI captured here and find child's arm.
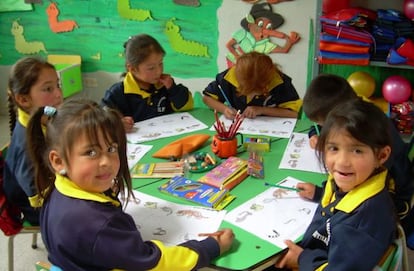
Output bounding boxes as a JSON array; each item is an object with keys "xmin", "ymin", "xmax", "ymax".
[
  {"xmin": 203, "ymin": 95, "xmax": 237, "ymax": 119},
  {"xmin": 242, "ymin": 106, "xmax": 298, "ymax": 119},
  {"xmin": 206, "ymin": 228, "xmax": 235, "ymax": 255},
  {"xmin": 162, "ymin": 75, "xmax": 193, "ymax": 112}
]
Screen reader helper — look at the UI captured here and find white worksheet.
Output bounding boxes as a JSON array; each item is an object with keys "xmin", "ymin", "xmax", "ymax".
[
  {"xmin": 224, "ymin": 177, "xmax": 318, "ymax": 249},
  {"xmin": 124, "ymin": 190, "xmax": 226, "ymax": 246},
  {"xmin": 279, "ymin": 133, "xmax": 327, "ymax": 174},
  {"xmin": 127, "ymin": 112, "xmax": 208, "ymax": 143},
  {"xmin": 126, "ymin": 143, "xmax": 153, "ymax": 169},
  {"xmin": 210, "ymin": 115, "xmax": 297, "ymax": 138}
]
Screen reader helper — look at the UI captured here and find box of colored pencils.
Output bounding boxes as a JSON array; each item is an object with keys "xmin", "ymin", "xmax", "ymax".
[{"xmin": 243, "ymin": 136, "xmax": 271, "ymax": 152}]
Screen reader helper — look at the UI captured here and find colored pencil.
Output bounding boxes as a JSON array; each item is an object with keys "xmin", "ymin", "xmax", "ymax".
[
  {"xmin": 264, "ymin": 182, "xmax": 300, "ymax": 192},
  {"xmin": 198, "ymin": 230, "xmax": 224, "ymax": 237},
  {"xmin": 313, "ymin": 123, "xmax": 320, "ymax": 136},
  {"xmin": 218, "ymin": 84, "xmax": 233, "ymax": 108}
]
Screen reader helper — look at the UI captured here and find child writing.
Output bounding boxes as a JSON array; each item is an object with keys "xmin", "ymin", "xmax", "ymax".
[
  {"xmin": 202, "ymin": 51, "xmax": 301, "ymax": 120},
  {"xmin": 276, "ymin": 99, "xmax": 397, "ymax": 270},
  {"xmin": 302, "ymin": 73, "xmax": 413, "ymax": 233},
  {"xmin": 101, "ymin": 34, "xmax": 194, "ymax": 132},
  {"xmin": 27, "ymin": 99, "xmax": 234, "ymax": 270},
  {"xmin": 4, "ymin": 57, "xmax": 63, "ymax": 226}
]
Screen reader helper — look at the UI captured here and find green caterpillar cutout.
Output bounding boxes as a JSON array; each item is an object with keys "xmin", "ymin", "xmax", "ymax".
[
  {"xmin": 164, "ymin": 18, "xmax": 209, "ymax": 58},
  {"xmin": 117, "ymin": 0, "xmax": 153, "ymax": 21}
]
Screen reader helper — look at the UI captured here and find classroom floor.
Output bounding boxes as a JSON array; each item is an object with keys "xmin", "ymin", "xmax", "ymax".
[{"xmin": 1, "ymin": 113, "xmax": 414, "ymax": 270}]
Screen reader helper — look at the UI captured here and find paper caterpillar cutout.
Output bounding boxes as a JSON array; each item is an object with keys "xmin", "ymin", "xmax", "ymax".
[
  {"xmin": 164, "ymin": 18, "xmax": 209, "ymax": 58},
  {"xmin": 117, "ymin": 0, "xmax": 153, "ymax": 21},
  {"xmin": 46, "ymin": 2, "xmax": 78, "ymax": 33},
  {"xmin": 11, "ymin": 20, "xmax": 47, "ymax": 54}
]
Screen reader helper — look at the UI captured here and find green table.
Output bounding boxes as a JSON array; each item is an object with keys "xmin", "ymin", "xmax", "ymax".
[{"xmin": 132, "ymin": 108, "xmax": 327, "ymax": 270}]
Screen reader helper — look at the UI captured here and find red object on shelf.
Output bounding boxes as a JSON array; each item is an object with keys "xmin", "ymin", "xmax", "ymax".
[{"xmin": 322, "ymin": 0, "xmax": 350, "ymax": 14}]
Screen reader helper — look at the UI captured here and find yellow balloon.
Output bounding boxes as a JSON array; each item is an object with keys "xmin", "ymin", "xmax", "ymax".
[{"xmin": 347, "ymin": 71, "xmax": 376, "ymax": 98}]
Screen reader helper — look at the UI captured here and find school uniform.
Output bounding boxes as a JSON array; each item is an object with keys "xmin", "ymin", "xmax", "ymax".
[
  {"xmin": 308, "ymin": 120, "xmax": 414, "ymax": 228},
  {"xmin": 203, "ymin": 67, "xmax": 302, "ymax": 113},
  {"xmin": 102, "ymin": 72, "xmax": 193, "ymax": 122},
  {"xmin": 3, "ymin": 108, "xmax": 40, "ymax": 225},
  {"xmin": 41, "ymin": 174, "xmax": 219, "ymax": 271},
  {"xmin": 299, "ymin": 170, "xmax": 396, "ymax": 271}
]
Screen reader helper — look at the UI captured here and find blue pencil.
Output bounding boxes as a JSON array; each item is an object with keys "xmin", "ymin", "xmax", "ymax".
[{"xmin": 218, "ymin": 84, "xmax": 233, "ymax": 108}]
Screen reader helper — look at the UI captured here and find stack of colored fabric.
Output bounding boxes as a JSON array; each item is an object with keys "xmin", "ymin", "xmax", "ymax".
[
  {"xmin": 318, "ymin": 7, "xmax": 376, "ymax": 65},
  {"xmin": 372, "ymin": 9, "xmax": 414, "ymax": 62}
]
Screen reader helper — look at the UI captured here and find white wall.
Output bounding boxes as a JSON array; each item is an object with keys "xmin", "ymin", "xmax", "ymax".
[{"xmin": 0, "ymin": 0, "xmax": 317, "ymax": 115}]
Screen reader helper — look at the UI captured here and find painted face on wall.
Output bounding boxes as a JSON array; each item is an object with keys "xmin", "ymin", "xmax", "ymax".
[{"xmin": 248, "ymin": 17, "xmax": 273, "ymax": 40}]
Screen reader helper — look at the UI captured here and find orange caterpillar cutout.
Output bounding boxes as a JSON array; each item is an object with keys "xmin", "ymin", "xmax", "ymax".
[{"xmin": 46, "ymin": 2, "xmax": 78, "ymax": 33}]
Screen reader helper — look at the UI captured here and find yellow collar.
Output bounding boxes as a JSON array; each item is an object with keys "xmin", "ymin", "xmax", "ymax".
[
  {"xmin": 223, "ymin": 66, "xmax": 284, "ymax": 90},
  {"xmin": 123, "ymin": 72, "xmax": 162, "ymax": 97},
  {"xmin": 55, "ymin": 174, "xmax": 120, "ymax": 207},
  {"xmin": 321, "ymin": 169, "xmax": 387, "ymax": 213},
  {"xmin": 17, "ymin": 108, "xmax": 30, "ymax": 128}
]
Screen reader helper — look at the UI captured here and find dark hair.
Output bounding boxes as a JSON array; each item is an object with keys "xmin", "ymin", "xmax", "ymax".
[
  {"xmin": 303, "ymin": 74, "xmax": 358, "ymax": 123},
  {"xmin": 315, "ymin": 99, "xmax": 392, "ymax": 164},
  {"xmin": 27, "ymin": 99, "xmax": 133, "ymax": 202},
  {"xmin": 7, "ymin": 57, "xmax": 56, "ymax": 136},
  {"xmin": 241, "ymin": 3, "xmax": 284, "ymax": 30},
  {"xmin": 122, "ymin": 34, "xmax": 165, "ymax": 76},
  {"xmin": 235, "ymin": 51, "xmax": 280, "ymax": 96}
]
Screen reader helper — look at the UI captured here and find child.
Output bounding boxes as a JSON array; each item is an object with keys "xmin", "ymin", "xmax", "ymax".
[
  {"xmin": 302, "ymin": 73, "xmax": 413, "ymax": 232},
  {"xmin": 276, "ymin": 99, "xmax": 397, "ymax": 270},
  {"xmin": 101, "ymin": 34, "xmax": 194, "ymax": 132},
  {"xmin": 3, "ymin": 57, "xmax": 63, "ymax": 226},
  {"xmin": 26, "ymin": 99, "xmax": 234, "ymax": 270},
  {"xmin": 203, "ymin": 51, "xmax": 301, "ymax": 120}
]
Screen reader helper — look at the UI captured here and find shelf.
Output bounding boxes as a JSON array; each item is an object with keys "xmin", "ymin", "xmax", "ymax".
[{"xmin": 369, "ymin": 61, "xmax": 414, "ymax": 70}]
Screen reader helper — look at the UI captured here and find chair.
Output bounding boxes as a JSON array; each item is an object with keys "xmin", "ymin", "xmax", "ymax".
[
  {"xmin": 374, "ymin": 223, "xmax": 409, "ymax": 271},
  {"xmin": 1, "ymin": 144, "xmax": 40, "ymax": 271}
]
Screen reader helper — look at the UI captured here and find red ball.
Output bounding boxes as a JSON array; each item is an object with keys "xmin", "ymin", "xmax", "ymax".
[
  {"xmin": 382, "ymin": 75, "xmax": 412, "ymax": 104},
  {"xmin": 404, "ymin": 0, "xmax": 414, "ymax": 20}
]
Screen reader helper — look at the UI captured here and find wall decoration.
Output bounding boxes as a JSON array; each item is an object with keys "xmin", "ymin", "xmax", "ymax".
[
  {"xmin": 225, "ymin": 2, "xmax": 300, "ymax": 67},
  {"xmin": 11, "ymin": 20, "xmax": 47, "ymax": 54},
  {"xmin": 117, "ymin": 0, "xmax": 153, "ymax": 21},
  {"xmin": 46, "ymin": 2, "xmax": 78, "ymax": 33},
  {"xmin": 0, "ymin": 1, "xmax": 221, "ymax": 78},
  {"xmin": 164, "ymin": 17, "xmax": 210, "ymax": 58},
  {"xmin": 0, "ymin": 0, "xmax": 32, "ymax": 12}
]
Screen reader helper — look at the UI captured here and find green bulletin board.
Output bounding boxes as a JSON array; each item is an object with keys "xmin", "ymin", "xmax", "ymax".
[{"xmin": 0, "ymin": 0, "xmax": 222, "ymax": 78}]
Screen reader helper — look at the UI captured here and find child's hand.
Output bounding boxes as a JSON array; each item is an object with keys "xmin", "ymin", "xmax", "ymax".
[
  {"xmin": 122, "ymin": 116, "xmax": 134, "ymax": 133},
  {"xmin": 224, "ymin": 107, "xmax": 237, "ymax": 120},
  {"xmin": 211, "ymin": 228, "xmax": 235, "ymax": 255},
  {"xmin": 242, "ymin": 106, "xmax": 261, "ymax": 119},
  {"xmin": 274, "ymin": 240, "xmax": 302, "ymax": 269},
  {"xmin": 309, "ymin": 135, "xmax": 318, "ymax": 149},
  {"xmin": 296, "ymin": 182, "xmax": 316, "ymax": 200},
  {"xmin": 159, "ymin": 74, "xmax": 174, "ymax": 89}
]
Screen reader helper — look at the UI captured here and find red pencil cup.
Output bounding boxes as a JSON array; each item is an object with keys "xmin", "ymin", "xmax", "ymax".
[{"xmin": 211, "ymin": 133, "xmax": 243, "ymax": 159}]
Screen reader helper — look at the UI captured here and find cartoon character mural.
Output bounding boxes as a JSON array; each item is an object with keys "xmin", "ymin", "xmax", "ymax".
[{"xmin": 226, "ymin": 3, "xmax": 300, "ymax": 67}]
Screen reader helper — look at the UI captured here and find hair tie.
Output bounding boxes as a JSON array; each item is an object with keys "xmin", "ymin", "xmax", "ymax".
[{"xmin": 44, "ymin": 106, "xmax": 57, "ymax": 117}]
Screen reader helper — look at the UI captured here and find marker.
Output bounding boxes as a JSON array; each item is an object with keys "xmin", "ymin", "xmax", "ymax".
[
  {"xmin": 264, "ymin": 182, "xmax": 301, "ymax": 192},
  {"xmin": 218, "ymin": 84, "xmax": 233, "ymax": 109}
]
